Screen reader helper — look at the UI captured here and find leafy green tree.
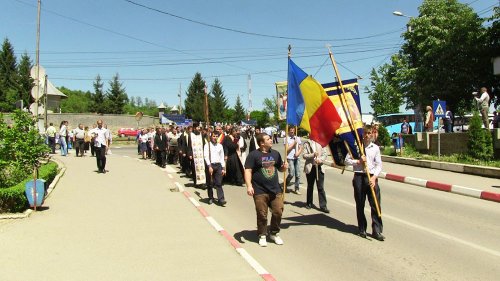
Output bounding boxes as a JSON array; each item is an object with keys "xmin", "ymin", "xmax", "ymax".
[
  {"xmin": 263, "ymin": 97, "xmax": 278, "ymax": 124},
  {"xmin": 209, "ymin": 78, "xmax": 228, "ymax": 123},
  {"xmin": 249, "ymin": 110, "xmax": 269, "ymax": 128},
  {"xmin": 106, "ymin": 73, "xmax": 128, "ymax": 114},
  {"xmin": 485, "ymin": 6, "xmax": 500, "ymax": 108},
  {"xmin": 233, "ymin": 95, "xmax": 246, "ymax": 123},
  {"xmin": 184, "ymin": 72, "xmax": 206, "ymax": 121},
  {"xmin": 224, "ymin": 108, "xmax": 235, "ymax": 123},
  {"xmin": 365, "ymin": 65, "xmax": 403, "ymax": 115},
  {"xmin": 397, "ymin": 0, "xmax": 488, "ymax": 115},
  {"xmin": 0, "ymin": 38, "xmax": 18, "ymax": 111},
  {"xmin": 467, "ymin": 110, "xmax": 493, "ymax": 160},
  {"xmin": 91, "ymin": 74, "xmax": 105, "ymax": 114},
  {"xmin": 0, "ymin": 110, "xmax": 49, "ymax": 187},
  {"xmin": 17, "ymin": 52, "xmax": 33, "ymax": 109},
  {"xmin": 59, "ymin": 87, "xmax": 92, "ymax": 113}
]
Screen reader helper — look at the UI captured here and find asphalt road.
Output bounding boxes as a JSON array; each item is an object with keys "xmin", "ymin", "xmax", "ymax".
[
  {"xmin": 1, "ymin": 142, "xmax": 499, "ymax": 280},
  {"xmin": 163, "ymin": 142, "xmax": 500, "ymax": 281}
]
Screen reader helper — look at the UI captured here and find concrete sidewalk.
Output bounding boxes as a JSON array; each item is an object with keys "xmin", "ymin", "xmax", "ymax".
[{"xmin": 0, "ymin": 153, "xmax": 261, "ymax": 281}]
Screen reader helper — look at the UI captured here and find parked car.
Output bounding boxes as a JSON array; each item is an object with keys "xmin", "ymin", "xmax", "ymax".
[{"xmin": 117, "ymin": 128, "xmax": 140, "ymax": 137}]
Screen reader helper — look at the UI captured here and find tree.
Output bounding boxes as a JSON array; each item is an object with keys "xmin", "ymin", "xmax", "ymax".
[
  {"xmin": 365, "ymin": 64, "xmax": 403, "ymax": 116},
  {"xmin": 106, "ymin": 73, "xmax": 128, "ymax": 114},
  {"xmin": 59, "ymin": 87, "xmax": 92, "ymax": 113},
  {"xmin": 0, "ymin": 38, "xmax": 18, "ymax": 111},
  {"xmin": 467, "ymin": 110, "xmax": 493, "ymax": 160},
  {"xmin": 209, "ymin": 78, "xmax": 228, "ymax": 123},
  {"xmin": 17, "ymin": 52, "xmax": 33, "ymax": 109},
  {"xmin": 91, "ymin": 75, "xmax": 105, "ymax": 114},
  {"xmin": 249, "ymin": 110, "xmax": 270, "ymax": 128},
  {"xmin": 184, "ymin": 72, "xmax": 206, "ymax": 122},
  {"xmin": 263, "ymin": 97, "xmax": 278, "ymax": 124},
  {"xmin": 397, "ymin": 0, "xmax": 488, "ymax": 115},
  {"xmin": 233, "ymin": 94, "xmax": 246, "ymax": 123},
  {"xmin": 0, "ymin": 110, "xmax": 49, "ymax": 187},
  {"xmin": 485, "ymin": 6, "xmax": 500, "ymax": 109}
]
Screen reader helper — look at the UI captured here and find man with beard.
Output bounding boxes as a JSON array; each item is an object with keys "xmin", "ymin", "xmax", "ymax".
[{"xmin": 223, "ymin": 127, "xmax": 244, "ymax": 186}]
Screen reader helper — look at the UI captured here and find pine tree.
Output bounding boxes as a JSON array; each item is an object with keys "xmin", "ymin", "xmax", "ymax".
[
  {"xmin": 91, "ymin": 74, "xmax": 105, "ymax": 114},
  {"xmin": 0, "ymin": 38, "xmax": 18, "ymax": 111},
  {"xmin": 467, "ymin": 111, "xmax": 492, "ymax": 160},
  {"xmin": 17, "ymin": 52, "xmax": 33, "ymax": 109},
  {"xmin": 209, "ymin": 78, "xmax": 228, "ymax": 123},
  {"xmin": 106, "ymin": 73, "xmax": 128, "ymax": 114},
  {"xmin": 233, "ymin": 94, "xmax": 246, "ymax": 123},
  {"xmin": 184, "ymin": 72, "xmax": 206, "ymax": 122}
]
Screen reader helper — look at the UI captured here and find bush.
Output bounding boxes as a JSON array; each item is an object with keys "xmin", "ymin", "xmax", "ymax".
[
  {"xmin": 0, "ymin": 110, "xmax": 50, "ymax": 187},
  {"xmin": 467, "ymin": 111, "xmax": 493, "ymax": 160},
  {"xmin": 377, "ymin": 124, "xmax": 391, "ymax": 147},
  {"xmin": 0, "ymin": 162, "xmax": 58, "ymax": 213}
]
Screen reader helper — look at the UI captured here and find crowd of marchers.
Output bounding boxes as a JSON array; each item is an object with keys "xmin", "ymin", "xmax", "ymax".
[{"xmin": 44, "ymin": 121, "xmax": 386, "ymax": 246}]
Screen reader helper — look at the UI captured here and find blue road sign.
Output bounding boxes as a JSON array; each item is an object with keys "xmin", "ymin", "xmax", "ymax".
[{"xmin": 433, "ymin": 101, "xmax": 446, "ymax": 118}]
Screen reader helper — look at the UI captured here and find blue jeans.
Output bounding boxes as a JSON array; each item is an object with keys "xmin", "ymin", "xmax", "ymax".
[
  {"xmin": 59, "ymin": 137, "xmax": 67, "ymax": 156},
  {"xmin": 286, "ymin": 158, "xmax": 301, "ymax": 189}
]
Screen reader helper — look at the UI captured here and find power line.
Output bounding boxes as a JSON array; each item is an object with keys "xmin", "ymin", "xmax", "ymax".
[{"xmin": 124, "ymin": 0, "xmax": 404, "ymax": 42}]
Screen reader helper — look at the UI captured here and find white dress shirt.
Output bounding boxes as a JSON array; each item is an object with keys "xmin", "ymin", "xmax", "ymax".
[
  {"xmin": 92, "ymin": 127, "xmax": 110, "ymax": 147},
  {"xmin": 345, "ymin": 142, "xmax": 382, "ymax": 176},
  {"xmin": 204, "ymin": 141, "xmax": 225, "ymax": 168}
]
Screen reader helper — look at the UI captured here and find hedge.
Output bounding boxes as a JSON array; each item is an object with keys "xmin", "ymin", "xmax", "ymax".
[{"xmin": 0, "ymin": 162, "xmax": 59, "ymax": 213}]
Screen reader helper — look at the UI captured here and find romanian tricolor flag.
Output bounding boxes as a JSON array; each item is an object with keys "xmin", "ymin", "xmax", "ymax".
[
  {"xmin": 287, "ymin": 59, "xmax": 342, "ymax": 147},
  {"xmin": 323, "ymin": 78, "xmax": 364, "ymax": 159}
]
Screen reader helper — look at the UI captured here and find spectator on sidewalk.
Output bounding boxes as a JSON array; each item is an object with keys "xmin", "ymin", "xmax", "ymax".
[
  {"xmin": 59, "ymin": 120, "xmax": 68, "ymax": 156},
  {"xmin": 474, "ymin": 87, "xmax": 491, "ymax": 129},
  {"xmin": 45, "ymin": 122, "xmax": 57, "ymax": 154},
  {"xmin": 245, "ymin": 133, "xmax": 288, "ymax": 247},
  {"xmin": 92, "ymin": 119, "xmax": 110, "ymax": 174},
  {"xmin": 425, "ymin": 106, "xmax": 435, "ymax": 132},
  {"xmin": 444, "ymin": 107, "xmax": 454, "ymax": 133},
  {"xmin": 73, "ymin": 123, "xmax": 85, "ymax": 157}
]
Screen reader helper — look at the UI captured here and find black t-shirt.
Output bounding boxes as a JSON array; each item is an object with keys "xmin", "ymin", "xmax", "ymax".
[{"xmin": 244, "ymin": 148, "xmax": 283, "ymax": 195}]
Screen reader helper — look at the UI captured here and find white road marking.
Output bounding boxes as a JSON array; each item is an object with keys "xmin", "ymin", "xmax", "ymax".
[
  {"xmin": 236, "ymin": 248, "xmax": 269, "ymax": 275},
  {"xmin": 206, "ymin": 216, "xmax": 224, "ymax": 232}
]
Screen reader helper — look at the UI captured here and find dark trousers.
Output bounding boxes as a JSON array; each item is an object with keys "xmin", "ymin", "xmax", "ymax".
[
  {"xmin": 353, "ymin": 173, "xmax": 382, "ymax": 234},
  {"xmin": 168, "ymin": 146, "xmax": 178, "ymax": 164},
  {"xmin": 306, "ymin": 166, "xmax": 327, "ymax": 209},
  {"xmin": 206, "ymin": 163, "xmax": 225, "ymax": 201},
  {"xmin": 253, "ymin": 193, "xmax": 283, "ymax": 236},
  {"xmin": 95, "ymin": 145, "xmax": 107, "ymax": 172},
  {"xmin": 90, "ymin": 142, "xmax": 96, "ymax": 156},
  {"xmin": 48, "ymin": 136, "xmax": 56, "ymax": 154},
  {"xmin": 75, "ymin": 139, "xmax": 85, "ymax": 156},
  {"xmin": 156, "ymin": 150, "xmax": 166, "ymax": 167}
]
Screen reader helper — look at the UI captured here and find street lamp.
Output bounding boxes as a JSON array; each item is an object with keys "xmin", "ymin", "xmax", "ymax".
[
  {"xmin": 392, "ymin": 11, "xmax": 413, "ymax": 32},
  {"xmin": 393, "ymin": 11, "xmax": 412, "ymax": 18}
]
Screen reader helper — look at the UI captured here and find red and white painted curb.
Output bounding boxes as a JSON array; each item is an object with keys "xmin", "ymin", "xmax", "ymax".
[
  {"xmin": 379, "ymin": 171, "xmax": 500, "ymax": 203},
  {"xmin": 335, "ymin": 166, "xmax": 500, "ymax": 203},
  {"xmin": 174, "ymin": 182, "xmax": 277, "ymax": 281}
]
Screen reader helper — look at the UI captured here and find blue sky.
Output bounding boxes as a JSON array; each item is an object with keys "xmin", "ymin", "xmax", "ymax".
[{"xmin": 1, "ymin": 0, "xmax": 497, "ymax": 114}]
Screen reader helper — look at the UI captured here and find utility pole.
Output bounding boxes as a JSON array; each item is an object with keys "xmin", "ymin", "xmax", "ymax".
[
  {"xmin": 178, "ymin": 83, "xmax": 182, "ymax": 114},
  {"xmin": 247, "ymin": 74, "xmax": 252, "ymax": 120},
  {"xmin": 35, "ymin": 0, "xmax": 41, "ymax": 119}
]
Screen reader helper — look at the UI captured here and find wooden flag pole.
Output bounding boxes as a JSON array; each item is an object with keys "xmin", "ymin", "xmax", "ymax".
[
  {"xmin": 327, "ymin": 46, "xmax": 381, "ymax": 217},
  {"xmin": 282, "ymin": 45, "xmax": 292, "ymax": 200}
]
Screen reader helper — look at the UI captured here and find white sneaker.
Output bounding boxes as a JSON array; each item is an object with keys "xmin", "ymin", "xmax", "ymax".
[
  {"xmin": 269, "ymin": 233, "xmax": 284, "ymax": 245},
  {"xmin": 258, "ymin": 235, "xmax": 267, "ymax": 247}
]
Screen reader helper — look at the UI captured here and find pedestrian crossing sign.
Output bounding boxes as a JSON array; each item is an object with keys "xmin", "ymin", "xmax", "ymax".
[{"xmin": 433, "ymin": 100, "xmax": 446, "ymax": 118}]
